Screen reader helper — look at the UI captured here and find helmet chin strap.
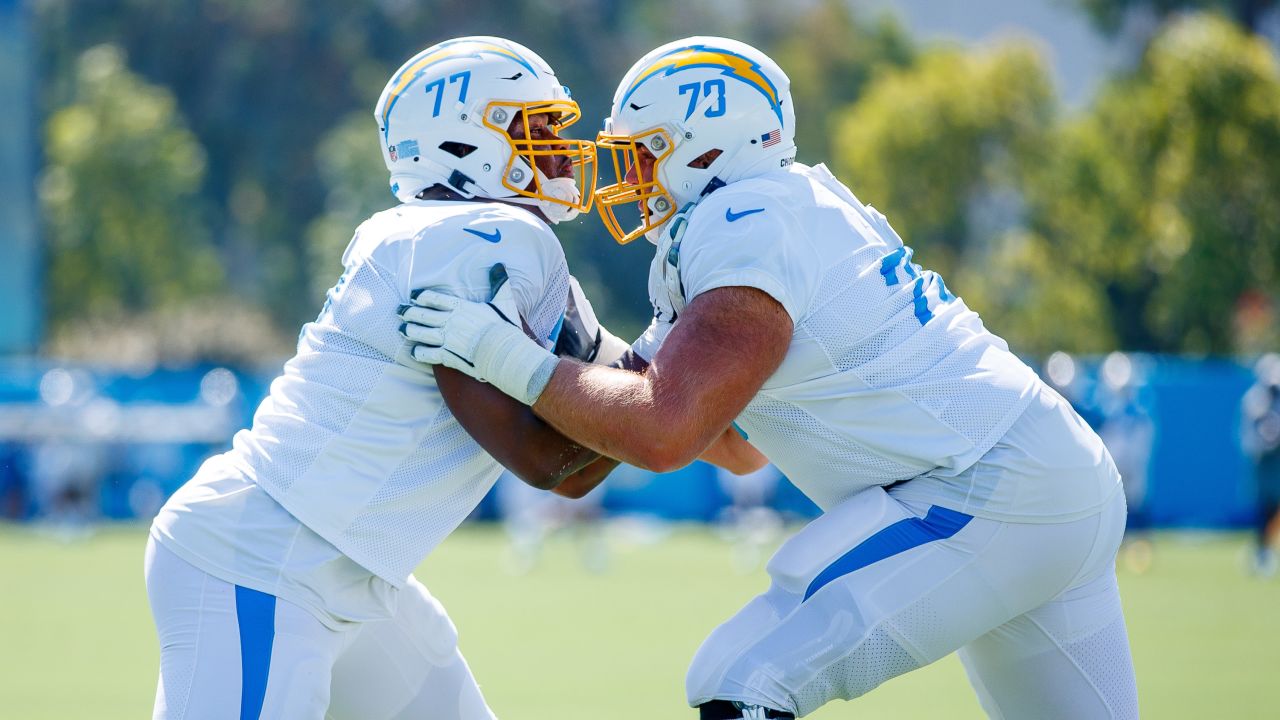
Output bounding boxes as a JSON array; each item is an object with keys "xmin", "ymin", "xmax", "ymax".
[
  {"xmin": 536, "ymin": 175, "xmax": 583, "ymax": 223},
  {"xmin": 504, "ymin": 168, "xmax": 582, "ymax": 224},
  {"xmin": 643, "ymin": 213, "xmax": 667, "ymax": 245}
]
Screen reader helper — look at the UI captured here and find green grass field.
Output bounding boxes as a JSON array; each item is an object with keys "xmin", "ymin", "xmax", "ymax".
[{"xmin": 2, "ymin": 523, "xmax": 1278, "ymax": 719}]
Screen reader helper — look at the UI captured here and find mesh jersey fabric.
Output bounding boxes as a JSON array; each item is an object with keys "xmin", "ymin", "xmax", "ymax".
[
  {"xmin": 168, "ymin": 200, "xmax": 570, "ymax": 594},
  {"xmin": 653, "ymin": 163, "xmax": 1114, "ymax": 520}
]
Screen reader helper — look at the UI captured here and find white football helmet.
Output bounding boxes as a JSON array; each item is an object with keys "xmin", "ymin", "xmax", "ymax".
[
  {"xmin": 595, "ymin": 37, "xmax": 796, "ymax": 243},
  {"xmin": 374, "ymin": 36, "xmax": 596, "ymax": 222}
]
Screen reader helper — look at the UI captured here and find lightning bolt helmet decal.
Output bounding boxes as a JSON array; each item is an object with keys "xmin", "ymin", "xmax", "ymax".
[
  {"xmin": 618, "ymin": 44, "xmax": 784, "ymax": 126},
  {"xmin": 380, "ymin": 38, "xmax": 540, "ymax": 142}
]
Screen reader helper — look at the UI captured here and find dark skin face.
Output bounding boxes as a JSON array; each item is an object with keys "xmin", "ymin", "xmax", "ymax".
[
  {"xmin": 507, "ymin": 111, "xmax": 574, "ymax": 182},
  {"xmin": 420, "ymin": 111, "xmax": 575, "ymax": 222}
]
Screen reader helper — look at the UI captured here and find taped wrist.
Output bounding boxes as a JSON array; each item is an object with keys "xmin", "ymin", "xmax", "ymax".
[{"xmin": 525, "ymin": 355, "xmax": 560, "ymax": 404}]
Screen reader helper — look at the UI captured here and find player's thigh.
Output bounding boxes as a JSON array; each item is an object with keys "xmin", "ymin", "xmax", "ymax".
[
  {"xmin": 145, "ymin": 539, "xmax": 347, "ymax": 720},
  {"xmin": 960, "ymin": 497, "xmax": 1137, "ymax": 720},
  {"xmin": 329, "ymin": 576, "xmax": 495, "ymax": 720},
  {"xmin": 960, "ymin": 570, "xmax": 1137, "ymax": 719},
  {"xmin": 687, "ymin": 487, "xmax": 964, "ymax": 713},
  {"xmin": 686, "ymin": 488, "xmax": 1106, "ymax": 715}
]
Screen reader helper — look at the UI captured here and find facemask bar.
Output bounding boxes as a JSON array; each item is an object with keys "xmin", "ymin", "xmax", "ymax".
[
  {"xmin": 594, "ymin": 128, "xmax": 676, "ymax": 245},
  {"xmin": 482, "ymin": 99, "xmax": 597, "ymax": 212}
]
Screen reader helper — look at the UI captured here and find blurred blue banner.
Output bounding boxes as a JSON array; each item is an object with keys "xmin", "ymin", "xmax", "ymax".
[
  {"xmin": 0, "ymin": 357, "xmax": 1265, "ymax": 529},
  {"xmin": 1144, "ymin": 359, "xmax": 1256, "ymax": 527}
]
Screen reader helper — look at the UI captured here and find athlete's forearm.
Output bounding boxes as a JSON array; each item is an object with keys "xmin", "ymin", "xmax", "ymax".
[
  {"xmin": 533, "ymin": 287, "xmax": 791, "ymax": 473},
  {"xmin": 533, "ymin": 359, "xmax": 718, "ymax": 473},
  {"xmin": 534, "ymin": 360, "xmax": 672, "ymax": 470},
  {"xmin": 699, "ymin": 426, "xmax": 769, "ymax": 476},
  {"xmin": 436, "ymin": 366, "xmax": 601, "ymax": 489}
]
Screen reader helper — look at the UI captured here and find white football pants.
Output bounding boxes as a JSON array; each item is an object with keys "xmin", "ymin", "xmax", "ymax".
[
  {"xmin": 686, "ymin": 487, "xmax": 1138, "ymax": 719},
  {"xmin": 145, "ymin": 538, "xmax": 496, "ymax": 720}
]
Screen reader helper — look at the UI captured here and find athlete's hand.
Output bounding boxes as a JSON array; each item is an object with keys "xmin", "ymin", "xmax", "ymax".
[{"xmin": 398, "ymin": 269, "xmax": 557, "ymax": 406}]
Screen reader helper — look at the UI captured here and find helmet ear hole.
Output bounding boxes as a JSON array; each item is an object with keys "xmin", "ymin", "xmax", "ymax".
[
  {"xmin": 686, "ymin": 148, "xmax": 723, "ymax": 169},
  {"xmin": 439, "ymin": 141, "xmax": 478, "ymax": 158}
]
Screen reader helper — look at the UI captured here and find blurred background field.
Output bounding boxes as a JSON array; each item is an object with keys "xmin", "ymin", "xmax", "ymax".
[
  {"xmin": 3, "ymin": 0, "xmax": 1280, "ymax": 716},
  {"xmin": 2, "ymin": 525, "xmax": 1278, "ymax": 719}
]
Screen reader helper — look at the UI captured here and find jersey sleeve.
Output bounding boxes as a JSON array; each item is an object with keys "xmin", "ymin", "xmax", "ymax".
[
  {"xmin": 387, "ymin": 204, "xmax": 569, "ymax": 348},
  {"xmin": 677, "ymin": 190, "xmax": 820, "ymax": 324},
  {"xmin": 630, "ymin": 317, "xmax": 674, "ymax": 362}
]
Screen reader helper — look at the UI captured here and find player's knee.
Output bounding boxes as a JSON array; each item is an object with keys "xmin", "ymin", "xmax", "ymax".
[
  {"xmin": 697, "ymin": 700, "xmax": 794, "ymax": 719},
  {"xmin": 686, "ymin": 590, "xmax": 793, "ymax": 703}
]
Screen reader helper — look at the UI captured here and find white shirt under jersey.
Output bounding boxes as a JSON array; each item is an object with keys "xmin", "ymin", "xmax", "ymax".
[
  {"xmin": 641, "ymin": 163, "xmax": 1119, "ymax": 522},
  {"xmin": 152, "ymin": 200, "xmax": 571, "ymax": 628}
]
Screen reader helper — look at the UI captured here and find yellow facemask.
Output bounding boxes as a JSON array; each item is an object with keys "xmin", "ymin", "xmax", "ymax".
[
  {"xmin": 593, "ymin": 128, "xmax": 677, "ymax": 244},
  {"xmin": 483, "ymin": 99, "xmax": 597, "ymax": 213}
]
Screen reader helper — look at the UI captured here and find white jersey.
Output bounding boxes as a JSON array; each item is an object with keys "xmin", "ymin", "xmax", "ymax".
[
  {"xmin": 154, "ymin": 200, "xmax": 571, "ymax": 626},
  {"xmin": 646, "ymin": 163, "xmax": 1117, "ymax": 521}
]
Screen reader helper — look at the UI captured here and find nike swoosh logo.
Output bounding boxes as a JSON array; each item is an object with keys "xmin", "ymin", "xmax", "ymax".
[
  {"xmin": 725, "ymin": 207, "xmax": 765, "ymax": 222},
  {"xmin": 464, "ymin": 227, "xmax": 502, "ymax": 243}
]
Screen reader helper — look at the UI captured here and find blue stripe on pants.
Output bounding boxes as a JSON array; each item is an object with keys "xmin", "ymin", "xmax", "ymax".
[
  {"xmin": 803, "ymin": 505, "xmax": 974, "ymax": 601},
  {"xmin": 235, "ymin": 585, "xmax": 276, "ymax": 720}
]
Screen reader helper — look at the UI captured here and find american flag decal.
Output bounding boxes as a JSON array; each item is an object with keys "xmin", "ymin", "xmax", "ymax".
[{"xmin": 761, "ymin": 129, "xmax": 781, "ymax": 148}]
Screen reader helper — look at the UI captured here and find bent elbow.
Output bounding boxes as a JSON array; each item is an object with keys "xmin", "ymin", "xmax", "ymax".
[
  {"xmin": 552, "ymin": 483, "xmax": 590, "ymax": 500},
  {"xmin": 643, "ymin": 456, "xmax": 689, "ymax": 474},
  {"xmin": 726, "ymin": 453, "xmax": 768, "ymax": 477},
  {"xmin": 633, "ymin": 436, "xmax": 700, "ymax": 474}
]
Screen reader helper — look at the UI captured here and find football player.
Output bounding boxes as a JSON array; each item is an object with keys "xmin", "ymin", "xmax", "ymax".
[
  {"xmin": 401, "ymin": 37, "xmax": 1140, "ymax": 719},
  {"xmin": 1243, "ymin": 353, "xmax": 1280, "ymax": 576},
  {"xmin": 145, "ymin": 36, "xmax": 760, "ymax": 720}
]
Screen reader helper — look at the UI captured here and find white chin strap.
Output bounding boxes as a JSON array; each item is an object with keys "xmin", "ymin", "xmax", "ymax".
[
  {"xmin": 536, "ymin": 175, "xmax": 582, "ymax": 224},
  {"xmin": 504, "ymin": 168, "xmax": 582, "ymax": 224}
]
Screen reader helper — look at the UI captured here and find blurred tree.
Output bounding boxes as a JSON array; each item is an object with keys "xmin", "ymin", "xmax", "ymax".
[
  {"xmin": 33, "ymin": 0, "xmax": 932, "ymax": 345},
  {"xmin": 955, "ymin": 231, "xmax": 1120, "ymax": 355},
  {"xmin": 1032, "ymin": 14, "xmax": 1280, "ymax": 353},
  {"xmin": 34, "ymin": 0, "xmax": 648, "ymax": 333},
  {"xmin": 40, "ymin": 44, "xmax": 222, "ymax": 324},
  {"xmin": 828, "ymin": 41, "xmax": 1120, "ymax": 355},
  {"xmin": 40, "ymin": 44, "xmax": 291, "ymax": 365},
  {"xmin": 770, "ymin": 0, "xmax": 915, "ymax": 164},
  {"xmin": 1076, "ymin": 0, "xmax": 1278, "ymax": 33},
  {"xmin": 831, "ymin": 42, "xmax": 1056, "ymax": 278}
]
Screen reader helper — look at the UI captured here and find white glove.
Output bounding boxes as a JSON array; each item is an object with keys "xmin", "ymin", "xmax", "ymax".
[{"xmin": 399, "ymin": 273, "xmax": 558, "ymax": 406}]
